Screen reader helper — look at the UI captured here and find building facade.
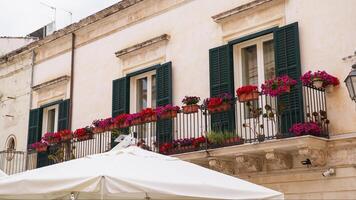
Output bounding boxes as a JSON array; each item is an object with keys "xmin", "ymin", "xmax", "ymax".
[{"xmin": 0, "ymin": 0, "xmax": 356, "ymax": 199}]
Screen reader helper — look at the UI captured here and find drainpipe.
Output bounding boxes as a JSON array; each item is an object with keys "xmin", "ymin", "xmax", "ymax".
[{"xmin": 68, "ymin": 33, "xmax": 75, "ymax": 130}]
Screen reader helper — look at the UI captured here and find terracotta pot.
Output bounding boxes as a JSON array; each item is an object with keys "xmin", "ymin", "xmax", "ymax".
[
  {"xmin": 238, "ymin": 91, "xmax": 259, "ymax": 102},
  {"xmin": 77, "ymin": 135, "xmax": 90, "ymax": 141},
  {"xmin": 36, "ymin": 146, "xmax": 47, "ymax": 153},
  {"xmin": 93, "ymin": 127, "xmax": 104, "ymax": 134},
  {"xmin": 208, "ymin": 102, "xmax": 231, "ymax": 113},
  {"xmin": 60, "ymin": 135, "xmax": 72, "ymax": 141},
  {"xmin": 312, "ymin": 78, "xmax": 324, "ymax": 89},
  {"xmin": 160, "ymin": 111, "xmax": 178, "ymax": 120},
  {"xmin": 143, "ymin": 115, "xmax": 157, "ymax": 123},
  {"xmin": 131, "ymin": 118, "xmax": 142, "ymax": 125},
  {"xmin": 47, "ymin": 138, "xmax": 60, "ymax": 144},
  {"xmin": 182, "ymin": 104, "xmax": 199, "ymax": 114}
]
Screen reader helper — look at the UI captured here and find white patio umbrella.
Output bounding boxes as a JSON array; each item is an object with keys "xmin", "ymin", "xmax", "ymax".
[
  {"xmin": 0, "ymin": 146, "xmax": 283, "ymax": 200},
  {"xmin": 0, "ymin": 170, "xmax": 6, "ymax": 178}
]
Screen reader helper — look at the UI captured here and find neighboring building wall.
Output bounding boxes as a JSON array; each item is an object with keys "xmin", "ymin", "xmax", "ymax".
[
  {"xmin": 0, "ymin": 54, "xmax": 32, "ymax": 151},
  {"xmin": 0, "ymin": 37, "xmax": 37, "ymax": 56}
]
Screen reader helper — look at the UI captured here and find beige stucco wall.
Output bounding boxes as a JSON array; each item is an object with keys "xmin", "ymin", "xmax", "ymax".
[
  {"xmin": 0, "ymin": 37, "xmax": 36, "ymax": 56},
  {"xmin": 0, "ymin": 54, "xmax": 32, "ymax": 151}
]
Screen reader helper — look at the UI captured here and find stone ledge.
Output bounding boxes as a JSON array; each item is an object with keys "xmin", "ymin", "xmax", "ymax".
[
  {"xmin": 115, "ymin": 34, "xmax": 170, "ymax": 57},
  {"xmin": 32, "ymin": 75, "xmax": 70, "ymax": 91},
  {"xmin": 212, "ymin": 0, "xmax": 275, "ymax": 23}
]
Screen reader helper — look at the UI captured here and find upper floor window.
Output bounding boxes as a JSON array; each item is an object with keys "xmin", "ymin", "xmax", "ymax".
[
  {"xmin": 235, "ymin": 34, "xmax": 275, "ymax": 87},
  {"xmin": 130, "ymin": 71, "xmax": 157, "ymax": 113},
  {"xmin": 42, "ymin": 105, "xmax": 58, "ymax": 134}
]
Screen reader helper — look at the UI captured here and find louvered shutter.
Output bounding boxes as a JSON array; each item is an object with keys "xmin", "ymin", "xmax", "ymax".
[
  {"xmin": 156, "ymin": 62, "xmax": 173, "ymax": 144},
  {"xmin": 209, "ymin": 45, "xmax": 235, "ymax": 131},
  {"xmin": 57, "ymin": 99, "xmax": 70, "ymax": 131},
  {"xmin": 274, "ymin": 22, "xmax": 304, "ymax": 136},
  {"xmin": 27, "ymin": 108, "xmax": 43, "ymax": 146},
  {"xmin": 112, "ymin": 77, "xmax": 129, "ymax": 117}
]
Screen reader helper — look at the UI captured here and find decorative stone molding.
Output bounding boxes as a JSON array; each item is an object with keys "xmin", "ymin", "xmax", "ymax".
[
  {"xmin": 32, "ymin": 75, "xmax": 70, "ymax": 91},
  {"xmin": 115, "ymin": 34, "xmax": 170, "ymax": 57},
  {"xmin": 212, "ymin": 0, "xmax": 274, "ymax": 22},
  {"xmin": 235, "ymin": 154, "xmax": 263, "ymax": 173},
  {"xmin": 298, "ymin": 147, "xmax": 327, "ymax": 167},
  {"xmin": 265, "ymin": 150, "xmax": 292, "ymax": 170},
  {"xmin": 208, "ymin": 157, "xmax": 235, "ymax": 175}
]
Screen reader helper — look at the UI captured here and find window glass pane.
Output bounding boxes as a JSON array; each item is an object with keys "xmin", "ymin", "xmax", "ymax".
[
  {"xmin": 242, "ymin": 45, "xmax": 258, "ymax": 85},
  {"xmin": 263, "ymin": 40, "xmax": 275, "ymax": 80},
  {"xmin": 137, "ymin": 77, "xmax": 148, "ymax": 111},
  {"xmin": 151, "ymin": 75, "xmax": 157, "ymax": 108},
  {"xmin": 47, "ymin": 109, "xmax": 55, "ymax": 132}
]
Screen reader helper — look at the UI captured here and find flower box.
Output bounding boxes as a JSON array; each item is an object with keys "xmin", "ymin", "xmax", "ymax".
[
  {"xmin": 208, "ymin": 102, "xmax": 231, "ymax": 113},
  {"xmin": 160, "ymin": 110, "xmax": 178, "ymax": 120},
  {"xmin": 36, "ymin": 145, "xmax": 48, "ymax": 153},
  {"xmin": 182, "ymin": 104, "xmax": 199, "ymax": 114},
  {"xmin": 131, "ymin": 118, "xmax": 143, "ymax": 125},
  {"xmin": 143, "ymin": 115, "xmax": 157, "ymax": 123},
  {"xmin": 93, "ymin": 127, "xmax": 105, "ymax": 134},
  {"xmin": 261, "ymin": 75, "xmax": 297, "ymax": 96},
  {"xmin": 60, "ymin": 134, "xmax": 72, "ymax": 141},
  {"xmin": 238, "ymin": 91, "xmax": 259, "ymax": 102},
  {"xmin": 76, "ymin": 135, "xmax": 91, "ymax": 141}
]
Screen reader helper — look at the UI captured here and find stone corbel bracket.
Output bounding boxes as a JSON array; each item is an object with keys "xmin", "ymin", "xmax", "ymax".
[
  {"xmin": 298, "ymin": 147, "xmax": 327, "ymax": 167},
  {"xmin": 265, "ymin": 149, "xmax": 292, "ymax": 170},
  {"xmin": 235, "ymin": 154, "xmax": 263, "ymax": 174},
  {"xmin": 208, "ymin": 157, "xmax": 235, "ymax": 175}
]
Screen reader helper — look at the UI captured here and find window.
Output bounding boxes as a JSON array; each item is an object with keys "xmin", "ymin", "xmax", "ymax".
[
  {"xmin": 234, "ymin": 34, "xmax": 276, "ymax": 119},
  {"xmin": 235, "ymin": 34, "xmax": 275, "ymax": 87},
  {"xmin": 42, "ymin": 105, "xmax": 59, "ymax": 134},
  {"xmin": 130, "ymin": 71, "xmax": 157, "ymax": 113}
]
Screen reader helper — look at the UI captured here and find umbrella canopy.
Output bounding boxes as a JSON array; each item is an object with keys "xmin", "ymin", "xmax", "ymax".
[
  {"xmin": 0, "ymin": 170, "xmax": 6, "ymax": 178},
  {"xmin": 0, "ymin": 146, "xmax": 283, "ymax": 200}
]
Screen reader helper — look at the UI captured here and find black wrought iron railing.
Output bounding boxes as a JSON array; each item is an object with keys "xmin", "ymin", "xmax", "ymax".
[{"xmin": 1, "ymin": 86, "xmax": 328, "ymax": 174}]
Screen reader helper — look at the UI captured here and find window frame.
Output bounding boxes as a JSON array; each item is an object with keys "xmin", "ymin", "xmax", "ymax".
[
  {"xmin": 233, "ymin": 33, "xmax": 274, "ymax": 89},
  {"xmin": 41, "ymin": 104, "xmax": 59, "ymax": 135},
  {"xmin": 129, "ymin": 70, "xmax": 157, "ymax": 113}
]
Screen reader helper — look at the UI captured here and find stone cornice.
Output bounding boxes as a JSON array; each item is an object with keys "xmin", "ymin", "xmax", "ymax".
[
  {"xmin": 115, "ymin": 34, "xmax": 170, "ymax": 57},
  {"xmin": 32, "ymin": 75, "xmax": 70, "ymax": 91},
  {"xmin": 212, "ymin": 0, "xmax": 275, "ymax": 23}
]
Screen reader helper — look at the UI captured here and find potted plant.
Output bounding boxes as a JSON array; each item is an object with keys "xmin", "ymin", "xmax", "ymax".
[
  {"xmin": 236, "ymin": 85, "xmax": 259, "ymax": 102},
  {"xmin": 58, "ymin": 130, "xmax": 72, "ymax": 141},
  {"xmin": 92, "ymin": 118, "xmax": 113, "ymax": 133},
  {"xmin": 114, "ymin": 114, "xmax": 130, "ymax": 128},
  {"xmin": 156, "ymin": 104, "xmax": 180, "ymax": 120},
  {"xmin": 141, "ymin": 108, "xmax": 157, "ymax": 123},
  {"xmin": 182, "ymin": 96, "xmax": 200, "ymax": 114},
  {"xmin": 205, "ymin": 93, "xmax": 233, "ymax": 113},
  {"xmin": 207, "ymin": 131, "xmax": 225, "ymax": 147},
  {"xmin": 74, "ymin": 127, "xmax": 92, "ymax": 141},
  {"xmin": 159, "ymin": 142, "xmax": 172, "ymax": 154},
  {"xmin": 43, "ymin": 132, "xmax": 61, "ymax": 145},
  {"xmin": 261, "ymin": 75, "xmax": 297, "ymax": 96},
  {"xmin": 126, "ymin": 113, "xmax": 143, "ymax": 126},
  {"xmin": 289, "ymin": 122, "xmax": 321, "ymax": 136},
  {"xmin": 31, "ymin": 141, "xmax": 48, "ymax": 152},
  {"xmin": 192, "ymin": 136, "xmax": 206, "ymax": 150},
  {"xmin": 301, "ymin": 70, "xmax": 339, "ymax": 92}
]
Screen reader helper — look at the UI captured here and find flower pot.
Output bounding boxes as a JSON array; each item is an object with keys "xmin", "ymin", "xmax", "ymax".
[
  {"xmin": 182, "ymin": 104, "xmax": 199, "ymax": 114},
  {"xmin": 131, "ymin": 118, "xmax": 142, "ymax": 126},
  {"xmin": 60, "ymin": 135, "xmax": 72, "ymax": 141},
  {"xmin": 77, "ymin": 135, "xmax": 90, "ymax": 141},
  {"xmin": 36, "ymin": 146, "xmax": 47, "ymax": 153},
  {"xmin": 47, "ymin": 138, "xmax": 60, "ymax": 145},
  {"xmin": 312, "ymin": 78, "xmax": 324, "ymax": 89},
  {"xmin": 143, "ymin": 115, "xmax": 157, "ymax": 123},
  {"xmin": 285, "ymin": 85, "xmax": 291, "ymax": 93},
  {"xmin": 257, "ymin": 134, "xmax": 265, "ymax": 142},
  {"xmin": 238, "ymin": 91, "xmax": 259, "ymax": 102},
  {"xmin": 208, "ymin": 102, "xmax": 231, "ymax": 113},
  {"xmin": 160, "ymin": 111, "xmax": 178, "ymax": 120},
  {"xmin": 93, "ymin": 127, "xmax": 105, "ymax": 134},
  {"xmin": 325, "ymin": 85, "xmax": 334, "ymax": 93}
]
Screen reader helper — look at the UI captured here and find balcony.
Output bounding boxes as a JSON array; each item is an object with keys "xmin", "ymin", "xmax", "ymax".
[{"xmin": 0, "ymin": 86, "xmax": 328, "ymax": 174}]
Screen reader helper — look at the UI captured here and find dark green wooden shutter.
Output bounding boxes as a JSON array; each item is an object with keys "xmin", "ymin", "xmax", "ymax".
[
  {"xmin": 156, "ymin": 62, "xmax": 173, "ymax": 144},
  {"xmin": 57, "ymin": 99, "xmax": 70, "ymax": 131},
  {"xmin": 274, "ymin": 22, "xmax": 304, "ymax": 136},
  {"xmin": 112, "ymin": 77, "xmax": 129, "ymax": 117},
  {"xmin": 209, "ymin": 45, "xmax": 235, "ymax": 131},
  {"xmin": 27, "ymin": 108, "xmax": 43, "ymax": 146}
]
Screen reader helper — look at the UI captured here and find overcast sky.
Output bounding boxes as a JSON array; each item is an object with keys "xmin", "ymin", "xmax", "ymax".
[{"xmin": 0, "ymin": 0, "xmax": 121, "ymax": 36}]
